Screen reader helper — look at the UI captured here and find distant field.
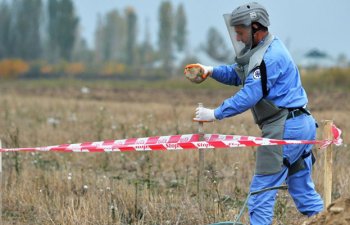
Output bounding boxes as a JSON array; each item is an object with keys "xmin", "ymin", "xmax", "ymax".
[{"xmin": 0, "ymin": 78, "xmax": 349, "ymax": 225}]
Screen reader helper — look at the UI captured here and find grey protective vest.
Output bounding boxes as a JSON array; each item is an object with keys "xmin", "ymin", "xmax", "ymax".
[
  {"xmin": 234, "ymin": 33, "xmax": 284, "ymax": 126},
  {"xmin": 235, "ymin": 33, "xmax": 288, "ymax": 175}
]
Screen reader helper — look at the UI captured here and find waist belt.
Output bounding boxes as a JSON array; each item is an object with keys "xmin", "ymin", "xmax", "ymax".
[{"xmin": 286, "ymin": 107, "xmax": 311, "ymax": 120}]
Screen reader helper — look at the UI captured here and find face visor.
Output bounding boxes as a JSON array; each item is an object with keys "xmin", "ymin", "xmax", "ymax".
[{"xmin": 223, "ymin": 14, "xmax": 253, "ymax": 59}]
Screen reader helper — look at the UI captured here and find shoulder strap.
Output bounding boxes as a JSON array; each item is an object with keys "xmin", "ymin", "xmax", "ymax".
[{"xmin": 259, "ymin": 60, "xmax": 268, "ymax": 98}]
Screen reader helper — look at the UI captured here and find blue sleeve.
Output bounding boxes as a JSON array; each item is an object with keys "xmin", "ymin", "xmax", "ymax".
[
  {"xmin": 214, "ymin": 69, "xmax": 263, "ymax": 120},
  {"xmin": 211, "ymin": 64, "xmax": 242, "ymax": 86}
]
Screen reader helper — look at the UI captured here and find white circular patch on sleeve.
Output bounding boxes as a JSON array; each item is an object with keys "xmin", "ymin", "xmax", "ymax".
[{"xmin": 253, "ymin": 69, "xmax": 261, "ymax": 80}]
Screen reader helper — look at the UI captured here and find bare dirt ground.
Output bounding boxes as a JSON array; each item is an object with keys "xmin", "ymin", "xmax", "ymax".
[{"xmin": 303, "ymin": 198, "xmax": 350, "ymax": 225}]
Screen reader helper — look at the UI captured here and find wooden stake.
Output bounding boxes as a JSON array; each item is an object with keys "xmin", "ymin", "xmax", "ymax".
[
  {"xmin": 322, "ymin": 120, "xmax": 333, "ymax": 208},
  {"xmin": 197, "ymin": 103, "xmax": 205, "ymax": 205}
]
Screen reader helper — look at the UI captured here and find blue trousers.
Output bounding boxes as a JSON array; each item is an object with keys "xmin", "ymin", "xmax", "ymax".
[{"xmin": 248, "ymin": 114, "xmax": 324, "ymax": 225}]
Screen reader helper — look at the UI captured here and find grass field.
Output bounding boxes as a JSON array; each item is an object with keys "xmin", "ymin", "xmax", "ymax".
[{"xmin": 0, "ymin": 76, "xmax": 349, "ymax": 225}]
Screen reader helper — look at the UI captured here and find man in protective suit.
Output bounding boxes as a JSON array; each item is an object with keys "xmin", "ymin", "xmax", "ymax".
[{"xmin": 184, "ymin": 2, "xmax": 324, "ymax": 224}]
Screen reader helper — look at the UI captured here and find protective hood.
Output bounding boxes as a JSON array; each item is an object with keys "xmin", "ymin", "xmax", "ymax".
[{"xmin": 223, "ymin": 13, "xmax": 253, "ymax": 63}]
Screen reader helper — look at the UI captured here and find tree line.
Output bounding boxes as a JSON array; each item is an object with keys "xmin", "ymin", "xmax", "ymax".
[{"xmin": 0, "ymin": 0, "xmax": 230, "ymax": 79}]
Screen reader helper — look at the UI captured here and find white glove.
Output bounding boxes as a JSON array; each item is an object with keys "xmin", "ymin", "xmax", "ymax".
[
  {"xmin": 184, "ymin": 63, "xmax": 213, "ymax": 83},
  {"xmin": 197, "ymin": 63, "xmax": 213, "ymax": 78},
  {"xmin": 194, "ymin": 106, "xmax": 216, "ymax": 122}
]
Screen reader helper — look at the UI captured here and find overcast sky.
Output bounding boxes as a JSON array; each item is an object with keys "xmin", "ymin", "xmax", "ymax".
[{"xmin": 74, "ymin": 0, "xmax": 350, "ymax": 61}]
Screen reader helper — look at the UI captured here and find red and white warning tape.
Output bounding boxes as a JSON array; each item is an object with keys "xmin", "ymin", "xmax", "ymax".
[{"xmin": 0, "ymin": 124, "xmax": 343, "ymax": 152}]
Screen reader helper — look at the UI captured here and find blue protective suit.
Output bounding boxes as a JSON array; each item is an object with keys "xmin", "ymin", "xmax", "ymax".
[
  {"xmin": 210, "ymin": 36, "xmax": 324, "ymax": 224},
  {"xmin": 212, "ymin": 37, "xmax": 307, "ymax": 119}
]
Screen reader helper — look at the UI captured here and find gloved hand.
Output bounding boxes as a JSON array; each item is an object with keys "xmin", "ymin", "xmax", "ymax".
[
  {"xmin": 184, "ymin": 63, "xmax": 213, "ymax": 84},
  {"xmin": 194, "ymin": 106, "xmax": 216, "ymax": 122}
]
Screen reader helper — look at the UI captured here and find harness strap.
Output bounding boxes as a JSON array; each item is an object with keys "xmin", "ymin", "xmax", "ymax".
[
  {"xmin": 283, "ymin": 151, "xmax": 316, "ymax": 176},
  {"xmin": 259, "ymin": 60, "xmax": 268, "ymax": 98}
]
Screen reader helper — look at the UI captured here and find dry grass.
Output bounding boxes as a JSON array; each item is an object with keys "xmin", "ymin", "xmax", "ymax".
[{"xmin": 0, "ymin": 79, "xmax": 349, "ymax": 225}]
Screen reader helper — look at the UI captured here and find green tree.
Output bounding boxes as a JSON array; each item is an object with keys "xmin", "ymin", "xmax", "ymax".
[
  {"xmin": 47, "ymin": 0, "xmax": 60, "ymax": 61},
  {"xmin": 102, "ymin": 10, "xmax": 121, "ymax": 61},
  {"xmin": 94, "ymin": 14, "xmax": 105, "ymax": 62},
  {"xmin": 203, "ymin": 27, "xmax": 231, "ymax": 63},
  {"xmin": 47, "ymin": 0, "xmax": 79, "ymax": 61},
  {"xmin": 94, "ymin": 9, "xmax": 126, "ymax": 63},
  {"xmin": 0, "ymin": 1, "xmax": 11, "ymax": 58},
  {"xmin": 139, "ymin": 18, "xmax": 155, "ymax": 68},
  {"xmin": 174, "ymin": 4, "xmax": 187, "ymax": 52},
  {"xmin": 158, "ymin": 1, "xmax": 173, "ymax": 71},
  {"xmin": 9, "ymin": 0, "xmax": 42, "ymax": 60},
  {"xmin": 57, "ymin": 0, "xmax": 79, "ymax": 61},
  {"xmin": 125, "ymin": 7, "xmax": 137, "ymax": 66},
  {"xmin": 72, "ymin": 33, "xmax": 93, "ymax": 63}
]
